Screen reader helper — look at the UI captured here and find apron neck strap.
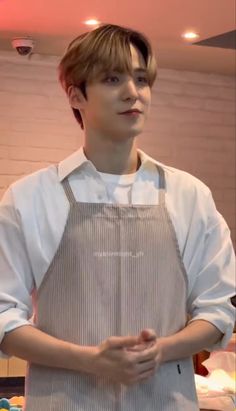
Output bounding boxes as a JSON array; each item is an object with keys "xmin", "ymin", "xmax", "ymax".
[
  {"xmin": 61, "ymin": 179, "xmax": 77, "ymax": 205},
  {"xmin": 156, "ymin": 165, "xmax": 166, "ymax": 206},
  {"xmin": 60, "ymin": 164, "xmax": 166, "ymax": 206}
]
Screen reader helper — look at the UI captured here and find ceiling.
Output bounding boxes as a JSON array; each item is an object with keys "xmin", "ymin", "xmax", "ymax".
[{"xmin": 0, "ymin": 0, "xmax": 235, "ymax": 75}]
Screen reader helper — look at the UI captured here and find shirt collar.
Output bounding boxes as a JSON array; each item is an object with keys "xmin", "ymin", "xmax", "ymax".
[{"xmin": 58, "ymin": 146, "xmax": 173, "ymax": 182}]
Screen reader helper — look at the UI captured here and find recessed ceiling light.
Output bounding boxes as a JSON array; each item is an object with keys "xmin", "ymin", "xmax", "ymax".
[
  {"xmin": 182, "ymin": 31, "xmax": 200, "ymax": 40},
  {"xmin": 84, "ymin": 19, "xmax": 100, "ymax": 26}
]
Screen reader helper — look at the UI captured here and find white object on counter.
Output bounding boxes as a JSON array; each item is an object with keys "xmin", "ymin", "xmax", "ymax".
[{"xmin": 195, "ymin": 342, "xmax": 236, "ymax": 411}]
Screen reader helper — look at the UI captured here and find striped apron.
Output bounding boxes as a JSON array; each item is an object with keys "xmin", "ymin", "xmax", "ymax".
[{"xmin": 24, "ymin": 165, "xmax": 199, "ymax": 410}]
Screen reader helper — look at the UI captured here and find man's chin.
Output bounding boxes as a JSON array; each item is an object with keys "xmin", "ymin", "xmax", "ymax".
[{"xmin": 112, "ymin": 127, "xmax": 143, "ymax": 140}]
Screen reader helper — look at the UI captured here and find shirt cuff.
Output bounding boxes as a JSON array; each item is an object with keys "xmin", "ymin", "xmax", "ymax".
[
  {"xmin": 188, "ymin": 307, "xmax": 235, "ymax": 352},
  {"xmin": 0, "ymin": 308, "xmax": 33, "ymax": 358}
]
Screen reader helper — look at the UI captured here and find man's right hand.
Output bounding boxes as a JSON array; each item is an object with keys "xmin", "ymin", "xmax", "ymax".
[{"xmin": 91, "ymin": 335, "xmax": 157, "ymax": 386}]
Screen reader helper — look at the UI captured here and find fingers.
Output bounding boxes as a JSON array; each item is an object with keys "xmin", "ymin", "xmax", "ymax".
[
  {"xmin": 137, "ymin": 359, "xmax": 156, "ymax": 373},
  {"xmin": 104, "ymin": 332, "xmax": 157, "ymax": 354},
  {"xmin": 127, "ymin": 340, "xmax": 155, "ymax": 352},
  {"xmin": 106, "ymin": 336, "xmax": 139, "ymax": 349},
  {"xmin": 126, "ymin": 363, "xmax": 156, "ymax": 386},
  {"xmin": 139, "ymin": 328, "xmax": 157, "ymax": 342},
  {"xmin": 137, "ymin": 367, "xmax": 155, "ymax": 382},
  {"xmin": 134, "ymin": 342, "xmax": 159, "ymax": 363}
]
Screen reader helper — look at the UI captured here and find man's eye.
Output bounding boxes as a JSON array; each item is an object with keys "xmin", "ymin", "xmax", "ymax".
[
  {"xmin": 137, "ymin": 77, "xmax": 148, "ymax": 84},
  {"xmin": 104, "ymin": 76, "xmax": 119, "ymax": 83}
]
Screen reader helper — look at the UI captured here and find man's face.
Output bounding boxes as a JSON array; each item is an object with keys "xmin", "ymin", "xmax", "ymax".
[{"xmin": 72, "ymin": 44, "xmax": 151, "ymax": 140}]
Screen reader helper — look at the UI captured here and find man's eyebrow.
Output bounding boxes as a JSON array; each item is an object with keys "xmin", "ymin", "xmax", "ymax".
[
  {"xmin": 133, "ymin": 68, "xmax": 147, "ymax": 74},
  {"xmin": 102, "ymin": 67, "xmax": 148, "ymax": 75}
]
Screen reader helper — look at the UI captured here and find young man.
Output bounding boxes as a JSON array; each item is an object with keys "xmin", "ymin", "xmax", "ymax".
[{"xmin": 0, "ymin": 24, "xmax": 235, "ymax": 411}]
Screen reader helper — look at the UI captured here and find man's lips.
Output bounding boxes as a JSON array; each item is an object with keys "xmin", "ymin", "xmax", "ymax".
[{"xmin": 118, "ymin": 110, "xmax": 142, "ymax": 114}]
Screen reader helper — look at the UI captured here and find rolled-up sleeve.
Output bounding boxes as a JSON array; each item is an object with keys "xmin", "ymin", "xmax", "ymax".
[
  {"xmin": 186, "ymin": 191, "xmax": 235, "ymax": 351},
  {"xmin": 0, "ymin": 188, "xmax": 35, "ymax": 358}
]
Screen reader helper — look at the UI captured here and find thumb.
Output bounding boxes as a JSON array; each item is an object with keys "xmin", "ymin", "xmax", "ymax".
[
  {"xmin": 139, "ymin": 328, "xmax": 157, "ymax": 342},
  {"xmin": 107, "ymin": 336, "xmax": 139, "ymax": 349}
]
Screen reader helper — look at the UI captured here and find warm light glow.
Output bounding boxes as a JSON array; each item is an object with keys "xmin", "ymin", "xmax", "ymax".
[
  {"xmin": 182, "ymin": 31, "xmax": 200, "ymax": 40},
  {"xmin": 84, "ymin": 19, "xmax": 100, "ymax": 26}
]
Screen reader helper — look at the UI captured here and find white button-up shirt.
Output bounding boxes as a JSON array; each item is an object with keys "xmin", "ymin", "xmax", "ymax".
[{"xmin": 0, "ymin": 147, "xmax": 235, "ymax": 357}]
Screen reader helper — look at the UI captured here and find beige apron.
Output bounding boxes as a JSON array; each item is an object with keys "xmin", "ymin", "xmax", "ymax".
[{"xmin": 24, "ymin": 165, "xmax": 199, "ymax": 410}]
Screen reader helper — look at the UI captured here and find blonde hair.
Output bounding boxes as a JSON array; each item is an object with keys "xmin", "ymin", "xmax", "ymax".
[{"xmin": 58, "ymin": 23, "xmax": 157, "ymax": 129}]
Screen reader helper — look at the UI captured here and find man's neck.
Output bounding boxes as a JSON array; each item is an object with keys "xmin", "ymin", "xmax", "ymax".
[{"xmin": 83, "ymin": 140, "xmax": 141, "ymax": 175}]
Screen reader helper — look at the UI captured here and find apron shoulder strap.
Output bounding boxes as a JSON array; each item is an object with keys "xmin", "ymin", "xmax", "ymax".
[
  {"xmin": 61, "ymin": 179, "xmax": 77, "ymax": 205},
  {"xmin": 56, "ymin": 164, "xmax": 77, "ymax": 205},
  {"xmin": 156, "ymin": 165, "xmax": 166, "ymax": 206}
]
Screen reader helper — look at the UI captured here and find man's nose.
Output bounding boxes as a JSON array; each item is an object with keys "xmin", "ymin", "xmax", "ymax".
[{"xmin": 122, "ymin": 79, "xmax": 139, "ymax": 100}]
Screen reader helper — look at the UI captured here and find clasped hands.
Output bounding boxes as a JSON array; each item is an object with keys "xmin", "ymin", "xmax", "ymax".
[
  {"xmin": 126, "ymin": 328, "xmax": 162, "ymax": 364},
  {"xmin": 95, "ymin": 328, "xmax": 163, "ymax": 386},
  {"xmin": 122, "ymin": 328, "xmax": 162, "ymax": 384}
]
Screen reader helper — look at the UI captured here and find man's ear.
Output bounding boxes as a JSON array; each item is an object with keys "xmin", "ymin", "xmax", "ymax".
[{"xmin": 67, "ymin": 85, "xmax": 86, "ymax": 110}]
